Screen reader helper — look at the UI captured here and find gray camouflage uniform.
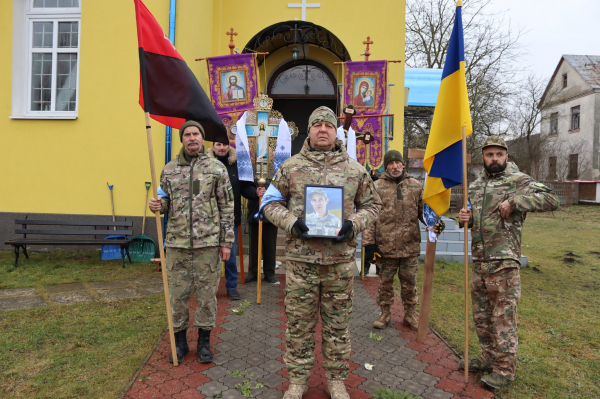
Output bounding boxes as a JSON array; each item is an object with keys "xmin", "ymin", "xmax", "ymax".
[
  {"xmin": 159, "ymin": 145, "xmax": 234, "ymax": 332},
  {"xmin": 264, "ymin": 107, "xmax": 382, "ymax": 383}
]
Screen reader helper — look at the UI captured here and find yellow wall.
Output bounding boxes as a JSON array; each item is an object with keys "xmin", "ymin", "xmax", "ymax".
[{"xmin": 1, "ymin": 0, "xmax": 405, "ymax": 217}]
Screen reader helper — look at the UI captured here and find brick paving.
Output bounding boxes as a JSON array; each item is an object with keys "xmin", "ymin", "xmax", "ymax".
[{"xmin": 122, "ymin": 275, "xmax": 493, "ymax": 399}]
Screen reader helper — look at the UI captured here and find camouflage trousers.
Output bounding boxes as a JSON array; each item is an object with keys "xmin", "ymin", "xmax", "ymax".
[
  {"xmin": 166, "ymin": 247, "xmax": 220, "ymax": 332},
  {"xmin": 471, "ymin": 261, "xmax": 521, "ymax": 380},
  {"xmin": 284, "ymin": 260, "xmax": 355, "ymax": 383},
  {"xmin": 376, "ymin": 256, "xmax": 418, "ymax": 308}
]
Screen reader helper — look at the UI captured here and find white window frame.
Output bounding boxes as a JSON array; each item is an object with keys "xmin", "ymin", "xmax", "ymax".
[{"xmin": 11, "ymin": 0, "xmax": 81, "ymax": 119}]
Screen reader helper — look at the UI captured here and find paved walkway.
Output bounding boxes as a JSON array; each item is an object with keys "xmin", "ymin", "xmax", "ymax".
[{"xmin": 120, "ymin": 275, "xmax": 494, "ymax": 399}]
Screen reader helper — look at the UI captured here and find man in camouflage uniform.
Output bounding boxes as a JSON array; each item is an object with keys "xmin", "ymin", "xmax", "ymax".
[
  {"xmin": 459, "ymin": 136, "xmax": 559, "ymax": 389},
  {"xmin": 264, "ymin": 106, "xmax": 382, "ymax": 399},
  {"xmin": 363, "ymin": 150, "xmax": 443, "ymax": 331},
  {"xmin": 305, "ymin": 187, "xmax": 342, "ymax": 236},
  {"xmin": 149, "ymin": 120, "xmax": 234, "ymax": 364}
]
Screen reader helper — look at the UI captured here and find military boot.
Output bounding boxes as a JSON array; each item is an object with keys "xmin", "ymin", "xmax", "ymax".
[
  {"xmin": 197, "ymin": 328, "xmax": 214, "ymax": 363},
  {"xmin": 326, "ymin": 379, "xmax": 350, "ymax": 399},
  {"xmin": 283, "ymin": 383, "xmax": 308, "ymax": 399},
  {"xmin": 168, "ymin": 329, "xmax": 189, "ymax": 364},
  {"xmin": 402, "ymin": 305, "xmax": 419, "ymax": 331},
  {"xmin": 481, "ymin": 372, "xmax": 512, "ymax": 389},
  {"xmin": 373, "ymin": 305, "xmax": 391, "ymax": 329},
  {"xmin": 459, "ymin": 357, "xmax": 493, "ymax": 373}
]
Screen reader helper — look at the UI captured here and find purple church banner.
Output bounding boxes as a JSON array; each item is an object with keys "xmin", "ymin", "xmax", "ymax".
[
  {"xmin": 207, "ymin": 54, "xmax": 259, "ymax": 147},
  {"xmin": 344, "ymin": 60, "xmax": 388, "ymax": 169}
]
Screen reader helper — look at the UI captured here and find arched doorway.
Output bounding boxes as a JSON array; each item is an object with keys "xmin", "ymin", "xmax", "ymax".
[
  {"xmin": 268, "ymin": 60, "xmax": 337, "ymax": 154},
  {"xmin": 244, "ymin": 21, "xmax": 351, "ymax": 154}
]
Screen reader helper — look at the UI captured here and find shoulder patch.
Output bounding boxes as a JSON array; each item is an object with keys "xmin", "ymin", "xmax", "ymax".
[{"xmin": 227, "ymin": 185, "xmax": 233, "ymax": 191}]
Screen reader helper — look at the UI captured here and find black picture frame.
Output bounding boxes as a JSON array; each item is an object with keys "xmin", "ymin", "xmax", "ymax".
[{"xmin": 303, "ymin": 184, "xmax": 345, "ymax": 238}]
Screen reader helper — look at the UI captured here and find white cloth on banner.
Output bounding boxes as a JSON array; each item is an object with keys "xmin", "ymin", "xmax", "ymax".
[
  {"xmin": 235, "ymin": 112, "xmax": 254, "ymax": 182},
  {"xmin": 347, "ymin": 126, "xmax": 357, "ymax": 161},
  {"xmin": 336, "ymin": 126, "xmax": 346, "ymax": 144},
  {"xmin": 274, "ymin": 118, "xmax": 291, "ymax": 173}
]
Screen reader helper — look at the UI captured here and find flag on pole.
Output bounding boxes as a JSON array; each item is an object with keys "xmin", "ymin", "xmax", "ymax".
[
  {"xmin": 134, "ymin": 0, "xmax": 228, "ymax": 143},
  {"xmin": 274, "ymin": 119, "xmax": 292, "ymax": 173},
  {"xmin": 422, "ymin": 0, "xmax": 472, "ymax": 216},
  {"xmin": 347, "ymin": 127, "xmax": 357, "ymax": 161},
  {"xmin": 235, "ymin": 112, "xmax": 254, "ymax": 182}
]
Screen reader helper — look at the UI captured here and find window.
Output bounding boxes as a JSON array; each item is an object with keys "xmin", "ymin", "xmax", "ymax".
[
  {"xmin": 570, "ymin": 106, "xmax": 580, "ymax": 130},
  {"xmin": 11, "ymin": 0, "xmax": 81, "ymax": 119},
  {"xmin": 563, "ymin": 73, "xmax": 568, "ymax": 88},
  {"xmin": 550, "ymin": 112, "xmax": 558, "ymax": 135},
  {"xmin": 548, "ymin": 156, "xmax": 557, "ymax": 180},
  {"xmin": 269, "ymin": 62, "xmax": 335, "ymax": 96},
  {"xmin": 568, "ymin": 154, "xmax": 578, "ymax": 179}
]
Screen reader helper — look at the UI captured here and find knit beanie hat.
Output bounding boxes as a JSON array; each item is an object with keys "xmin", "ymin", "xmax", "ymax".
[
  {"xmin": 384, "ymin": 150, "xmax": 404, "ymax": 169},
  {"xmin": 178, "ymin": 120, "xmax": 205, "ymax": 142}
]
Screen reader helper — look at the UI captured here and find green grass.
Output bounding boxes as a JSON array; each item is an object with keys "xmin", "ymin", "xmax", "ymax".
[
  {"xmin": 0, "ymin": 250, "xmax": 159, "ymax": 289},
  {"xmin": 413, "ymin": 206, "xmax": 600, "ymax": 398},
  {"xmin": 0, "ymin": 296, "xmax": 166, "ymax": 398}
]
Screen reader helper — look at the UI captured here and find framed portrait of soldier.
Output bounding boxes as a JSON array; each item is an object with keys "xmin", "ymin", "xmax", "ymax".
[{"xmin": 303, "ymin": 185, "xmax": 344, "ymax": 238}]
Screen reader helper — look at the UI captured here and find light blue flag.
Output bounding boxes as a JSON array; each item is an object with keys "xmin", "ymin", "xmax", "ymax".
[
  {"xmin": 235, "ymin": 111, "xmax": 254, "ymax": 182},
  {"xmin": 255, "ymin": 183, "xmax": 287, "ymax": 221}
]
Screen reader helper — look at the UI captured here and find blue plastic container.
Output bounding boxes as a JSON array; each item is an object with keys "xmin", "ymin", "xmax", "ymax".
[{"xmin": 101, "ymin": 235, "xmax": 127, "ymax": 261}]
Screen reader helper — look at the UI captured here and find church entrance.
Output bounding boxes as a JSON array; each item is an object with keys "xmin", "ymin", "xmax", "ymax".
[
  {"xmin": 243, "ymin": 21, "xmax": 351, "ymax": 155},
  {"xmin": 267, "ymin": 60, "xmax": 337, "ymax": 154}
]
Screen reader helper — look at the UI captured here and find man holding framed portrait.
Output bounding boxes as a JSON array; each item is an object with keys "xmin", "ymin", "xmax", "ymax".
[{"xmin": 263, "ymin": 106, "xmax": 382, "ymax": 399}]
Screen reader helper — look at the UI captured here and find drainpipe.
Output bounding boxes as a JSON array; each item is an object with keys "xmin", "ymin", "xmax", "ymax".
[{"xmin": 163, "ymin": 0, "xmax": 177, "ymax": 242}]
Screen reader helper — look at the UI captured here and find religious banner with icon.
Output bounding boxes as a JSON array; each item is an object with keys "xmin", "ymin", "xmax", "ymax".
[
  {"xmin": 206, "ymin": 53, "xmax": 259, "ymax": 146},
  {"xmin": 343, "ymin": 60, "xmax": 388, "ymax": 169},
  {"xmin": 243, "ymin": 94, "xmax": 299, "ymax": 180}
]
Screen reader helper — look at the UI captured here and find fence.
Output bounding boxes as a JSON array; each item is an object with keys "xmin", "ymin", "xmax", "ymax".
[{"xmin": 414, "ymin": 180, "xmax": 578, "ymax": 210}]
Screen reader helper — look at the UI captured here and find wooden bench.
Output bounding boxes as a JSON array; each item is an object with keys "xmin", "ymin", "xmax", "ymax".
[{"xmin": 5, "ymin": 219, "xmax": 134, "ymax": 268}]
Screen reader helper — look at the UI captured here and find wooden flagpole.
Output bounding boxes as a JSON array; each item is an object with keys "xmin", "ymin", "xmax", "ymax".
[
  {"xmin": 238, "ymin": 225, "xmax": 245, "ymax": 284},
  {"xmin": 144, "ymin": 113, "xmax": 179, "ymax": 367},
  {"xmin": 256, "ymin": 178, "xmax": 266, "ymax": 304},
  {"xmin": 461, "ymin": 125, "xmax": 469, "ymax": 381},
  {"xmin": 417, "ymin": 236, "xmax": 437, "ymax": 341}
]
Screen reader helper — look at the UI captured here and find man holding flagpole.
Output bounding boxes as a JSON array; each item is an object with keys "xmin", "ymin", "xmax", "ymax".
[
  {"xmin": 261, "ymin": 106, "xmax": 381, "ymax": 399},
  {"xmin": 458, "ymin": 136, "xmax": 559, "ymax": 389},
  {"xmin": 149, "ymin": 121, "xmax": 234, "ymax": 364}
]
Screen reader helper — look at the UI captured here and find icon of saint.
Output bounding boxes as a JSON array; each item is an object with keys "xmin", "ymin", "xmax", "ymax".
[{"xmin": 223, "ymin": 74, "xmax": 245, "ymax": 101}]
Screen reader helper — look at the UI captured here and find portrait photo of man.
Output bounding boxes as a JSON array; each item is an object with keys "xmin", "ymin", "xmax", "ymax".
[
  {"xmin": 304, "ymin": 187, "xmax": 343, "ymax": 237},
  {"xmin": 222, "ymin": 72, "xmax": 246, "ymax": 101}
]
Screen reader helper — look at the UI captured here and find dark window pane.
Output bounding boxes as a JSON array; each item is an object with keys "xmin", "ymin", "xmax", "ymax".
[
  {"xmin": 35, "ymin": 0, "xmax": 78, "ymax": 7},
  {"xmin": 271, "ymin": 64, "xmax": 335, "ymax": 95},
  {"xmin": 58, "ymin": 22, "xmax": 78, "ymax": 48}
]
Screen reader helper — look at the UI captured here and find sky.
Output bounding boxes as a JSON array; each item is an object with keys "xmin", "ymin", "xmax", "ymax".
[{"xmin": 486, "ymin": 0, "xmax": 600, "ymax": 80}]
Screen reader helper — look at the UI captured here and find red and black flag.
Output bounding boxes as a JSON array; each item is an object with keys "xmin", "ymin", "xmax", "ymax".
[{"xmin": 134, "ymin": 0, "xmax": 228, "ymax": 143}]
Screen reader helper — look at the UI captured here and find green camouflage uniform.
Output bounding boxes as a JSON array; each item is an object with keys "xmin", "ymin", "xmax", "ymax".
[
  {"xmin": 468, "ymin": 158, "xmax": 559, "ymax": 380},
  {"xmin": 264, "ymin": 112, "xmax": 381, "ymax": 383},
  {"xmin": 159, "ymin": 146, "xmax": 234, "ymax": 332},
  {"xmin": 363, "ymin": 171, "xmax": 424, "ymax": 309},
  {"xmin": 305, "ymin": 211, "xmax": 342, "ymax": 236}
]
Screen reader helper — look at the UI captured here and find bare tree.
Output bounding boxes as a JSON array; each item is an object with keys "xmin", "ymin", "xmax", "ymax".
[
  {"xmin": 405, "ymin": 0, "xmax": 524, "ymax": 152},
  {"xmin": 506, "ymin": 74, "xmax": 565, "ymax": 179}
]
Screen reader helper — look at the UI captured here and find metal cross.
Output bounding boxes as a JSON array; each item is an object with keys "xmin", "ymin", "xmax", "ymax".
[
  {"xmin": 363, "ymin": 36, "xmax": 374, "ymax": 61},
  {"xmin": 288, "ymin": 0, "xmax": 320, "ymax": 21},
  {"xmin": 226, "ymin": 28, "xmax": 238, "ymax": 54}
]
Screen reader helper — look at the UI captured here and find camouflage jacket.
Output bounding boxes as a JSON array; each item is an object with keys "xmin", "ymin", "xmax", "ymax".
[
  {"xmin": 159, "ymin": 146, "xmax": 234, "ymax": 249},
  {"xmin": 263, "ymin": 138, "xmax": 382, "ymax": 265},
  {"xmin": 468, "ymin": 162, "xmax": 559, "ymax": 268},
  {"xmin": 363, "ymin": 171, "xmax": 424, "ymax": 258}
]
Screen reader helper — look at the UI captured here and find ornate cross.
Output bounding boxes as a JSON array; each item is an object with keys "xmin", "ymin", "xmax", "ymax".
[
  {"xmin": 363, "ymin": 36, "xmax": 374, "ymax": 61},
  {"xmin": 288, "ymin": 0, "xmax": 320, "ymax": 21},
  {"xmin": 226, "ymin": 28, "xmax": 237, "ymax": 54}
]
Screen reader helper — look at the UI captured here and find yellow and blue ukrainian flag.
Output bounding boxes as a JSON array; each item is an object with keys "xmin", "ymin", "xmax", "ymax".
[{"xmin": 423, "ymin": 0, "xmax": 472, "ymax": 216}]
